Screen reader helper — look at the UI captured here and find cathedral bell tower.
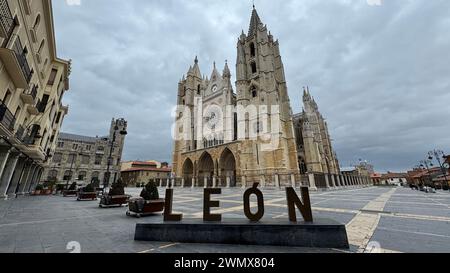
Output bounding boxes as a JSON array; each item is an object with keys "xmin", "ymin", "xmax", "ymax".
[{"xmin": 235, "ymin": 6, "xmax": 299, "ymax": 179}]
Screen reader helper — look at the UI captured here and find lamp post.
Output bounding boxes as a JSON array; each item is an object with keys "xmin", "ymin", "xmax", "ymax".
[
  {"xmin": 428, "ymin": 149, "xmax": 449, "ymax": 188},
  {"xmin": 65, "ymin": 153, "xmax": 76, "ymax": 190},
  {"xmin": 103, "ymin": 120, "xmax": 127, "ymax": 191}
]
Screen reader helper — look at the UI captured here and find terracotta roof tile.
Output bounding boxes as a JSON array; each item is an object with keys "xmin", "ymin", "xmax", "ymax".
[{"xmin": 380, "ymin": 173, "xmax": 408, "ymax": 179}]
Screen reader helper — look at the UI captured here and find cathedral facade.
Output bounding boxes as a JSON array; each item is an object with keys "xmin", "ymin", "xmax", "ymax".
[
  {"xmin": 172, "ymin": 7, "xmax": 339, "ymax": 187},
  {"xmin": 293, "ymin": 87, "xmax": 340, "ymax": 176}
]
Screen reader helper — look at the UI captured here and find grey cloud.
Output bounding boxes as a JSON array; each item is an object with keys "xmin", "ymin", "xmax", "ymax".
[{"xmin": 53, "ymin": 0, "xmax": 450, "ymax": 172}]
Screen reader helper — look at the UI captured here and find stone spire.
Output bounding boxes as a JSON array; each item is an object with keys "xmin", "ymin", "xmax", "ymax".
[
  {"xmin": 210, "ymin": 61, "xmax": 221, "ymax": 81},
  {"xmin": 192, "ymin": 56, "xmax": 201, "ymax": 78},
  {"xmin": 239, "ymin": 29, "xmax": 246, "ymax": 41},
  {"xmin": 303, "ymin": 86, "xmax": 311, "ymax": 101},
  {"xmin": 222, "ymin": 60, "xmax": 231, "ymax": 78},
  {"xmin": 248, "ymin": 6, "xmax": 262, "ymax": 37}
]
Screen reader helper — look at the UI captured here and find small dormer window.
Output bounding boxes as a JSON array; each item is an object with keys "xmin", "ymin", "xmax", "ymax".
[
  {"xmin": 250, "ymin": 42, "xmax": 256, "ymax": 57},
  {"xmin": 38, "ymin": 39, "xmax": 45, "ymax": 54},
  {"xmin": 33, "ymin": 14, "xmax": 41, "ymax": 30},
  {"xmin": 251, "ymin": 62, "xmax": 257, "ymax": 74},
  {"xmin": 251, "ymin": 86, "xmax": 257, "ymax": 98}
]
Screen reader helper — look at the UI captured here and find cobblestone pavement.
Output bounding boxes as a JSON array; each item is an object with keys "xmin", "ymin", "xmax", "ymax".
[{"xmin": 0, "ymin": 186, "xmax": 449, "ymax": 253}]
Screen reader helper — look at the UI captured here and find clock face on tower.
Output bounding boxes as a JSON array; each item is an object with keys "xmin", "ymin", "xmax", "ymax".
[{"xmin": 212, "ymin": 85, "xmax": 218, "ymax": 93}]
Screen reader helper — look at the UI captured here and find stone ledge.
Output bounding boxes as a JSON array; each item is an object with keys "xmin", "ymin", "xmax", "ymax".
[{"xmin": 135, "ymin": 218, "xmax": 349, "ymax": 249}]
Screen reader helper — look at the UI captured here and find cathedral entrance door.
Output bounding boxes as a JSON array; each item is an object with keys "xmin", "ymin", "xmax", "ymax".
[
  {"xmin": 182, "ymin": 158, "xmax": 194, "ymax": 187},
  {"xmin": 198, "ymin": 152, "xmax": 214, "ymax": 188},
  {"xmin": 219, "ymin": 148, "xmax": 237, "ymax": 187}
]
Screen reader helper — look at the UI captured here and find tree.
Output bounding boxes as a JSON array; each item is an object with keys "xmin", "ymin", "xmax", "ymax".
[
  {"xmin": 44, "ymin": 177, "xmax": 57, "ymax": 191},
  {"xmin": 140, "ymin": 180, "xmax": 159, "ymax": 201},
  {"xmin": 82, "ymin": 183, "xmax": 95, "ymax": 193},
  {"xmin": 91, "ymin": 177, "xmax": 100, "ymax": 188},
  {"xmin": 68, "ymin": 182, "xmax": 77, "ymax": 191},
  {"xmin": 109, "ymin": 178, "xmax": 125, "ymax": 196}
]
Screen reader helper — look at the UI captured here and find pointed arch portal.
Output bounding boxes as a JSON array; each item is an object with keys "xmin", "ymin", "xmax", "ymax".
[
  {"xmin": 219, "ymin": 148, "xmax": 237, "ymax": 187},
  {"xmin": 198, "ymin": 152, "xmax": 214, "ymax": 187},
  {"xmin": 182, "ymin": 158, "xmax": 194, "ymax": 187}
]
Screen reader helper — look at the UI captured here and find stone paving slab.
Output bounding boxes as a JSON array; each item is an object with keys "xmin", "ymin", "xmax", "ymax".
[
  {"xmin": 385, "ymin": 205, "xmax": 450, "ymax": 218},
  {"xmin": 372, "ymin": 216, "xmax": 450, "ymax": 253},
  {"xmin": 0, "ymin": 187, "xmax": 449, "ymax": 253}
]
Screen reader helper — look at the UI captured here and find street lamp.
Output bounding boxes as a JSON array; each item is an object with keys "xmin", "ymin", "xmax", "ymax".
[
  {"xmin": 64, "ymin": 152, "xmax": 83, "ymax": 190},
  {"xmin": 103, "ymin": 121, "xmax": 127, "ymax": 190},
  {"xmin": 428, "ymin": 149, "xmax": 449, "ymax": 188},
  {"xmin": 65, "ymin": 153, "xmax": 76, "ymax": 190}
]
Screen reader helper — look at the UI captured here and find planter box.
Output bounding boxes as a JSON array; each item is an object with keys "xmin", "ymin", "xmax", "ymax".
[
  {"xmin": 126, "ymin": 198, "xmax": 165, "ymax": 218},
  {"xmin": 63, "ymin": 190, "xmax": 78, "ymax": 197},
  {"xmin": 99, "ymin": 194, "xmax": 130, "ymax": 208},
  {"xmin": 77, "ymin": 192, "xmax": 97, "ymax": 201}
]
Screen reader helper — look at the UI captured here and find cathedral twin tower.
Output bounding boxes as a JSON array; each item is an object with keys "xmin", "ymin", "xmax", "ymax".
[{"xmin": 172, "ymin": 7, "xmax": 340, "ymax": 187}]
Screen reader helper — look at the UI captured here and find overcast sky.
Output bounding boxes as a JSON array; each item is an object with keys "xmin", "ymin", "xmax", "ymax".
[{"xmin": 52, "ymin": 0, "xmax": 450, "ymax": 172}]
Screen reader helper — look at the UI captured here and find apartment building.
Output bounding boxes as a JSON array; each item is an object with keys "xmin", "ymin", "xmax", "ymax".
[
  {"xmin": 0, "ymin": 0, "xmax": 70, "ymax": 198},
  {"xmin": 121, "ymin": 160, "xmax": 171, "ymax": 186}
]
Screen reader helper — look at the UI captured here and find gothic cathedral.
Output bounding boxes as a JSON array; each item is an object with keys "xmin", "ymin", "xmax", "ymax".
[{"xmin": 172, "ymin": 7, "xmax": 340, "ymax": 187}]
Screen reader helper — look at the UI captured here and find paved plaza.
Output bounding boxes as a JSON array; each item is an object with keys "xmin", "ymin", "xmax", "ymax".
[{"xmin": 0, "ymin": 186, "xmax": 449, "ymax": 253}]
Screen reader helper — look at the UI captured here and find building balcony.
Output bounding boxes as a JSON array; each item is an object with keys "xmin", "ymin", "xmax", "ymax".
[
  {"xmin": 0, "ymin": 35, "xmax": 33, "ymax": 89},
  {"xmin": 61, "ymin": 104, "xmax": 69, "ymax": 114},
  {"xmin": 1, "ymin": 121, "xmax": 29, "ymax": 147},
  {"xmin": 19, "ymin": 142, "xmax": 46, "ymax": 161},
  {"xmin": 22, "ymin": 124, "xmax": 41, "ymax": 144},
  {"xmin": 20, "ymin": 85, "xmax": 38, "ymax": 104},
  {"xmin": 27, "ymin": 99, "xmax": 40, "ymax": 115},
  {"xmin": 0, "ymin": 0, "xmax": 15, "ymax": 45},
  {"xmin": 17, "ymin": 125, "xmax": 45, "ymax": 161},
  {"xmin": 14, "ymin": 124, "xmax": 25, "ymax": 141},
  {"xmin": 0, "ymin": 101, "xmax": 16, "ymax": 133},
  {"xmin": 13, "ymin": 125, "xmax": 38, "ymax": 147},
  {"xmin": 22, "ymin": 133, "xmax": 36, "ymax": 146}
]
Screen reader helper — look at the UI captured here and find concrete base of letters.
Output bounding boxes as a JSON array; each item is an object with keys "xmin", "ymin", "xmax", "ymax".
[{"xmin": 134, "ymin": 218, "xmax": 349, "ymax": 249}]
